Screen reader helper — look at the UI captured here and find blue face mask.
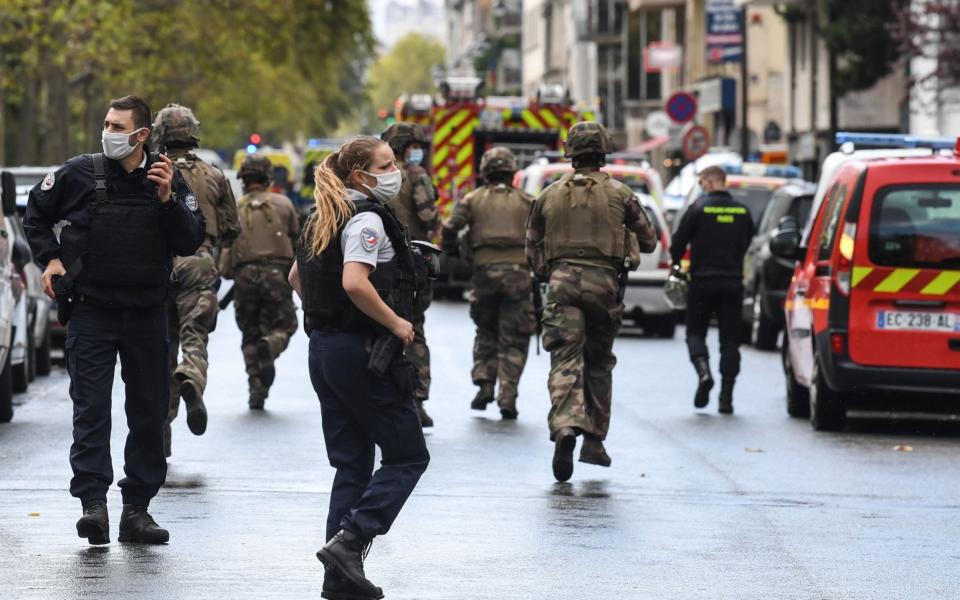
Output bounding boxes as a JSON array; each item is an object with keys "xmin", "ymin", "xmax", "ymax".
[{"xmin": 406, "ymin": 148, "xmax": 424, "ymax": 166}]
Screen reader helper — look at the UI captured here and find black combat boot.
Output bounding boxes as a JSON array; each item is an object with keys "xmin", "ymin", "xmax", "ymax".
[
  {"xmin": 498, "ymin": 396, "xmax": 518, "ymax": 420},
  {"xmin": 322, "ymin": 570, "xmax": 384, "ymax": 600},
  {"xmin": 693, "ymin": 357, "xmax": 714, "ymax": 409},
  {"xmin": 249, "ymin": 386, "xmax": 267, "ymax": 410},
  {"xmin": 76, "ymin": 499, "xmax": 109, "ymax": 545},
  {"xmin": 257, "ymin": 340, "xmax": 276, "ymax": 389},
  {"xmin": 579, "ymin": 435, "xmax": 612, "ymax": 467},
  {"xmin": 552, "ymin": 427, "xmax": 577, "ymax": 482},
  {"xmin": 163, "ymin": 426, "xmax": 172, "ymax": 459},
  {"xmin": 416, "ymin": 401, "xmax": 434, "ymax": 428},
  {"xmin": 718, "ymin": 379, "xmax": 735, "ymax": 415},
  {"xmin": 316, "ymin": 530, "xmax": 382, "ymax": 599},
  {"xmin": 179, "ymin": 378, "xmax": 207, "ymax": 436},
  {"xmin": 118, "ymin": 505, "xmax": 169, "ymax": 544},
  {"xmin": 470, "ymin": 382, "xmax": 495, "ymax": 411}
]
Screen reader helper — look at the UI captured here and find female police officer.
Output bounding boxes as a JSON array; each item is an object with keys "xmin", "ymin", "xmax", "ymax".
[{"xmin": 288, "ymin": 136, "xmax": 429, "ymax": 600}]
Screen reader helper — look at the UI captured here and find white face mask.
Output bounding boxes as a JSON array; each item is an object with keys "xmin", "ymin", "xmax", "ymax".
[
  {"xmin": 361, "ymin": 169, "xmax": 402, "ymax": 202},
  {"xmin": 406, "ymin": 148, "xmax": 424, "ymax": 166},
  {"xmin": 101, "ymin": 127, "xmax": 146, "ymax": 160}
]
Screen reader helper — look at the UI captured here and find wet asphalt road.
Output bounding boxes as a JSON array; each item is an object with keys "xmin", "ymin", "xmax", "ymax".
[{"xmin": 1, "ymin": 300, "xmax": 959, "ymax": 600}]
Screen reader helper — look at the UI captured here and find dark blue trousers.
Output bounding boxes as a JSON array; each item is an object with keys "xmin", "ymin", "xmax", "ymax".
[
  {"xmin": 308, "ymin": 331, "xmax": 429, "ymax": 543},
  {"xmin": 685, "ymin": 278, "xmax": 743, "ymax": 379},
  {"xmin": 66, "ymin": 304, "xmax": 169, "ymax": 506}
]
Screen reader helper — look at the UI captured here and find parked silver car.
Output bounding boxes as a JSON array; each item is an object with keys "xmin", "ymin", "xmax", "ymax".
[
  {"xmin": 0, "ymin": 173, "xmax": 22, "ymax": 421},
  {"xmin": 622, "ymin": 194, "xmax": 676, "ymax": 338}
]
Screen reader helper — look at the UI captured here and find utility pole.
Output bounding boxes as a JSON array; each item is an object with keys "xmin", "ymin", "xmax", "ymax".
[{"xmin": 740, "ymin": 6, "xmax": 749, "ymax": 159}]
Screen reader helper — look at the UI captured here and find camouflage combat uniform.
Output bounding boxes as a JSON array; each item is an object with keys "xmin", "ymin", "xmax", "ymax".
[
  {"xmin": 221, "ymin": 185, "xmax": 299, "ymax": 408},
  {"xmin": 165, "ymin": 150, "xmax": 239, "ymax": 441},
  {"xmin": 527, "ymin": 169, "xmax": 656, "ymax": 444},
  {"xmin": 442, "ymin": 161, "xmax": 534, "ymax": 418}
]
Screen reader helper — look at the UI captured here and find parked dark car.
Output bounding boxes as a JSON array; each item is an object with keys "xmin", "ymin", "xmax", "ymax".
[{"xmin": 742, "ymin": 180, "xmax": 816, "ymax": 350}]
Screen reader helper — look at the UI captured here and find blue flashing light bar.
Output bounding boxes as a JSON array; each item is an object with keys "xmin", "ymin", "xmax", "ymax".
[{"xmin": 835, "ymin": 132, "xmax": 957, "ymax": 151}]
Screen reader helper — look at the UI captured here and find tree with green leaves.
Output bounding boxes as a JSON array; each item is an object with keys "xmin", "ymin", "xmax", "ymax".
[{"xmin": 363, "ymin": 32, "xmax": 445, "ymax": 135}]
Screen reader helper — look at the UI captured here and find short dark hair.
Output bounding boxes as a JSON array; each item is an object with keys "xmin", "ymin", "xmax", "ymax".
[
  {"xmin": 698, "ymin": 165, "xmax": 727, "ymax": 184},
  {"xmin": 109, "ymin": 95, "xmax": 152, "ymax": 130}
]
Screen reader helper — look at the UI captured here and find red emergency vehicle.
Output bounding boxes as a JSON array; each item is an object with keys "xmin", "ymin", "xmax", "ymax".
[{"xmin": 773, "ymin": 134, "xmax": 960, "ymax": 430}]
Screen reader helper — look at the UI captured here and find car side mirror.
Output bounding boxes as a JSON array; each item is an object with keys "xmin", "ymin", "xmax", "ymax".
[
  {"xmin": 1, "ymin": 171, "xmax": 15, "ymax": 217},
  {"xmin": 770, "ymin": 215, "xmax": 805, "ymax": 261}
]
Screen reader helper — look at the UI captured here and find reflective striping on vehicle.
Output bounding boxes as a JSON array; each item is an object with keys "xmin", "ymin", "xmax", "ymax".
[
  {"xmin": 874, "ymin": 268, "xmax": 920, "ymax": 293},
  {"xmin": 852, "ymin": 266, "xmax": 960, "ymax": 296},
  {"xmin": 702, "ymin": 206, "xmax": 748, "ymax": 214},
  {"xmin": 852, "ymin": 266, "xmax": 874, "ymax": 287},
  {"xmin": 921, "ymin": 271, "xmax": 960, "ymax": 296}
]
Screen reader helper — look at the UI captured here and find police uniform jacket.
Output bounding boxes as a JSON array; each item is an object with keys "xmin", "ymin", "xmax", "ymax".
[
  {"xmin": 669, "ymin": 190, "xmax": 754, "ymax": 280},
  {"xmin": 24, "ymin": 150, "xmax": 206, "ymax": 308}
]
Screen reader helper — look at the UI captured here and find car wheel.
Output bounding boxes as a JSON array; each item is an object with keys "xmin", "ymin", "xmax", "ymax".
[
  {"xmin": 654, "ymin": 313, "xmax": 676, "ymax": 339},
  {"xmin": 809, "ymin": 351, "xmax": 846, "ymax": 431},
  {"xmin": 35, "ymin": 325, "xmax": 52, "ymax": 376},
  {"xmin": 782, "ymin": 337, "xmax": 809, "ymax": 418},
  {"xmin": 0, "ymin": 350, "xmax": 13, "ymax": 423},
  {"xmin": 752, "ymin": 287, "xmax": 779, "ymax": 351}
]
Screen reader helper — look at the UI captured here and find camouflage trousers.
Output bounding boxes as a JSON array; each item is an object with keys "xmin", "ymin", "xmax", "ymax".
[
  {"xmin": 233, "ymin": 262, "xmax": 298, "ymax": 400},
  {"xmin": 409, "ymin": 283, "xmax": 432, "ymax": 401},
  {"xmin": 166, "ymin": 251, "xmax": 219, "ymax": 433},
  {"xmin": 469, "ymin": 264, "xmax": 534, "ymax": 409},
  {"xmin": 541, "ymin": 263, "xmax": 623, "ymax": 441}
]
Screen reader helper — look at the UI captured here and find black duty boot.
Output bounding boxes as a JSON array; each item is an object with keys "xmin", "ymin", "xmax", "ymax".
[
  {"xmin": 552, "ymin": 427, "xmax": 577, "ymax": 482},
  {"xmin": 76, "ymin": 499, "xmax": 109, "ymax": 545},
  {"xmin": 498, "ymin": 397, "xmax": 518, "ymax": 420},
  {"xmin": 249, "ymin": 387, "xmax": 267, "ymax": 410},
  {"xmin": 257, "ymin": 340, "xmax": 276, "ymax": 388},
  {"xmin": 179, "ymin": 378, "xmax": 207, "ymax": 436},
  {"xmin": 316, "ymin": 530, "xmax": 382, "ymax": 599},
  {"xmin": 322, "ymin": 570, "xmax": 384, "ymax": 600},
  {"xmin": 118, "ymin": 505, "xmax": 169, "ymax": 544},
  {"xmin": 470, "ymin": 382, "xmax": 495, "ymax": 411},
  {"xmin": 718, "ymin": 379, "xmax": 735, "ymax": 415},
  {"xmin": 417, "ymin": 400, "xmax": 434, "ymax": 428},
  {"xmin": 163, "ymin": 426, "xmax": 172, "ymax": 459},
  {"xmin": 579, "ymin": 436, "xmax": 612, "ymax": 467},
  {"xmin": 693, "ymin": 357, "xmax": 714, "ymax": 409}
]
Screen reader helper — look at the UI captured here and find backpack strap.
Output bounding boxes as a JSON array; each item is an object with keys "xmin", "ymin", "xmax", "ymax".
[{"xmin": 91, "ymin": 153, "xmax": 108, "ymax": 203}]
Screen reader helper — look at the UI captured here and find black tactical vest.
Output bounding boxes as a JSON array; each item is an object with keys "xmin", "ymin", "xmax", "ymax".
[
  {"xmin": 61, "ymin": 153, "xmax": 172, "ymax": 287},
  {"xmin": 297, "ymin": 197, "xmax": 418, "ymax": 335}
]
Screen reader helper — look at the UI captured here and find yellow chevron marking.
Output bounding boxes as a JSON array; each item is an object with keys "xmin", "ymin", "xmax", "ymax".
[
  {"xmin": 521, "ymin": 109, "xmax": 541, "ymax": 129},
  {"xmin": 434, "ymin": 110, "xmax": 470, "ymax": 146},
  {"xmin": 450, "ymin": 118, "xmax": 477, "ymax": 146},
  {"xmin": 436, "ymin": 166, "xmax": 449, "ymax": 181},
  {"xmin": 538, "ymin": 108, "xmax": 560, "ymax": 128},
  {"xmin": 851, "ymin": 266, "xmax": 873, "ymax": 288},
  {"xmin": 432, "ymin": 145, "xmax": 449, "ymax": 168},
  {"xmin": 921, "ymin": 271, "xmax": 960, "ymax": 296},
  {"xmin": 455, "ymin": 162, "xmax": 473, "ymax": 183},
  {"xmin": 455, "ymin": 143, "xmax": 473, "ymax": 166},
  {"xmin": 874, "ymin": 268, "xmax": 919, "ymax": 293}
]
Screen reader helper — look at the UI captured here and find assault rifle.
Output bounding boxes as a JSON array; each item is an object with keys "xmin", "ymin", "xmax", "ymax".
[{"xmin": 532, "ymin": 278, "xmax": 544, "ymax": 355}]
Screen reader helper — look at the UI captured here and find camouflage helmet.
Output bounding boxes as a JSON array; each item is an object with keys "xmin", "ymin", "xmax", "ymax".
[
  {"xmin": 238, "ymin": 154, "xmax": 272, "ymax": 183},
  {"xmin": 151, "ymin": 103, "xmax": 200, "ymax": 148},
  {"xmin": 564, "ymin": 121, "xmax": 613, "ymax": 158},
  {"xmin": 381, "ymin": 122, "xmax": 429, "ymax": 157},
  {"xmin": 480, "ymin": 147, "xmax": 518, "ymax": 177}
]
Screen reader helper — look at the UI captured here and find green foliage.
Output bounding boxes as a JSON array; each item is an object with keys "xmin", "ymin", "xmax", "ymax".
[
  {"xmin": 0, "ymin": 0, "xmax": 374, "ymax": 163},
  {"xmin": 363, "ymin": 33, "xmax": 444, "ymax": 134}
]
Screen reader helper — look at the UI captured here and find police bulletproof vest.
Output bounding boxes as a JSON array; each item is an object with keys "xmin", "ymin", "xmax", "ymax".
[
  {"xmin": 67, "ymin": 153, "xmax": 172, "ymax": 287},
  {"xmin": 297, "ymin": 198, "xmax": 418, "ymax": 335},
  {"xmin": 388, "ymin": 164, "xmax": 430, "ymax": 241},
  {"xmin": 470, "ymin": 185, "xmax": 530, "ymax": 250},
  {"xmin": 173, "ymin": 155, "xmax": 218, "ymax": 243},
  {"xmin": 542, "ymin": 171, "xmax": 627, "ymax": 263},
  {"xmin": 233, "ymin": 190, "xmax": 294, "ymax": 265}
]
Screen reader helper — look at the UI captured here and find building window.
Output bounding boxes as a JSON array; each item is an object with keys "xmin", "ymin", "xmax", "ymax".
[{"xmin": 626, "ymin": 9, "xmax": 664, "ymax": 101}]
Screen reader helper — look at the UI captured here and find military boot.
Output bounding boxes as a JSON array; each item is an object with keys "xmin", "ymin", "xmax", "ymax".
[
  {"xmin": 552, "ymin": 427, "xmax": 577, "ymax": 482},
  {"xmin": 322, "ymin": 571, "xmax": 384, "ymax": 600},
  {"xmin": 316, "ymin": 530, "xmax": 382, "ymax": 599},
  {"xmin": 249, "ymin": 385, "xmax": 267, "ymax": 410},
  {"xmin": 579, "ymin": 436, "xmax": 612, "ymax": 467},
  {"xmin": 693, "ymin": 357, "xmax": 714, "ymax": 409},
  {"xmin": 416, "ymin": 401, "xmax": 433, "ymax": 428},
  {"xmin": 718, "ymin": 379, "xmax": 735, "ymax": 415},
  {"xmin": 163, "ymin": 425, "xmax": 172, "ymax": 459},
  {"xmin": 76, "ymin": 499, "xmax": 109, "ymax": 545},
  {"xmin": 118, "ymin": 505, "xmax": 169, "ymax": 544},
  {"xmin": 498, "ymin": 396, "xmax": 518, "ymax": 420},
  {"xmin": 179, "ymin": 378, "xmax": 207, "ymax": 436},
  {"xmin": 257, "ymin": 340, "xmax": 276, "ymax": 389},
  {"xmin": 470, "ymin": 382, "xmax": 495, "ymax": 411}
]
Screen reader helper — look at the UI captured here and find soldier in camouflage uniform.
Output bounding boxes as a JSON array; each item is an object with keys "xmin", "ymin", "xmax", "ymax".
[
  {"xmin": 441, "ymin": 147, "xmax": 534, "ymax": 420},
  {"xmin": 526, "ymin": 122, "xmax": 658, "ymax": 482},
  {"xmin": 381, "ymin": 122, "xmax": 439, "ymax": 427},
  {"xmin": 152, "ymin": 104, "xmax": 241, "ymax": 458},
  {"xmin": 219, "ymin": 154, "xmax": 299, "ymax": 410}
]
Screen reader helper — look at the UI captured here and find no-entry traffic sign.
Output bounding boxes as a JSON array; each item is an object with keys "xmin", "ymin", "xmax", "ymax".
[
  {"xmin": 682, "ymin": 125, "xmax": 711, "ymax": 161},
  {"xmin": 666, "ymin": 92, "xmax": 698, "ymax": 124}
]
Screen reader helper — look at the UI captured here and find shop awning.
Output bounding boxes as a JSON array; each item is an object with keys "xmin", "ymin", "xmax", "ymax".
[{"xmin": 625, "ymin": 135, "xmax": 670, "ymax": 154}]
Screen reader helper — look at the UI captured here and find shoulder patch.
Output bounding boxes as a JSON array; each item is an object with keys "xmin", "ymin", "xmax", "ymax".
[
  {"xmin": 360, "ymin": 227, "xmax": 379, "ymax": 252},
  {"xmin": 40, "ymin": 172, "xmax": 55, "ymax": 191},
  {"xmin": 184, "ymin": 194, "xmax": 199, "ymax": 212}
]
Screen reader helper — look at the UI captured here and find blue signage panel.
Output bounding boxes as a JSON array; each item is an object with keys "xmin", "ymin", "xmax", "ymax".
[
  {"xmin": 706, "ymin": 0, "xmax": 744, "ymax": 64},
  {"xmin": 666, "ymin": 92, "xmax": 698, "ymax": 124}
]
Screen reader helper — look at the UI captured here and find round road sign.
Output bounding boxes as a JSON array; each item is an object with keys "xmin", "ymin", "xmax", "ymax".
[
  {"xmin": 682, "ymin": 125, "xmax": 711, "ymax": 161},
  {"xmin": 644, "ymin": 111, "xmax": 672, "ymax": 137},
  {"xmin": 666, "ymin": 92, "xmax": 698, "ymax": 124}
]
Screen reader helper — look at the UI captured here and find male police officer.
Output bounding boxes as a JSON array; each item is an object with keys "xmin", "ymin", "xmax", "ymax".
[
  {"xmin": 526, "ymin": 122, "xmax": 657, "ymax": 482},
  {"xmin": 219, "ymin": 154, "xmax": 299, "ymax": 410},
  {"xmin": 670, "ymin": 166, "xmax": 754, "ymax": 415},
  {"xmin": 24, "ymin": 95, "xmax": 205, "ymax": 545},
  {"xmin": 152, "ymin": 104, "xmax": 240, "ymax": 456},
  {"xmin": 441, "ymin": 147, "xmax": 535, "ymax": 419},
  {"xmin": 381, "ymin": 122, "xmax": 438, "ymax": 427}
]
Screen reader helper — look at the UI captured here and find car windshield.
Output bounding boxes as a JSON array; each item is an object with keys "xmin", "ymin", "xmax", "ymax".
[
  {"xmin": 542, "ymin": 172, "xmax": 650, "ymax": 195},
  {"xmin": 728, "ymin": 185, "xmax": 778, "ymax": 225},
  {"xmin": 869, "ymin": 184, "xmax": 960, "ymax": 269}
]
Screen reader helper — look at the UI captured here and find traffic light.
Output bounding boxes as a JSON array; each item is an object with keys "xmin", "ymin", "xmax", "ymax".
[
  {"xmin": 250, "ymin": 133, "xmax": 262, "ymax": 145},
  {"xmin": 377, "ymin": 108, "xmax": 388, "ymax": 120}
]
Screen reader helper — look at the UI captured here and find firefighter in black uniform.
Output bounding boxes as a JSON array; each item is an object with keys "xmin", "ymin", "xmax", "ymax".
[
  {"xmin": 24, "ymin": 96, "xmax": 205, "ymax": 545},
  {"xmin": 669, "ymin": 166, "xmax": 754, "ymax": 414}
]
